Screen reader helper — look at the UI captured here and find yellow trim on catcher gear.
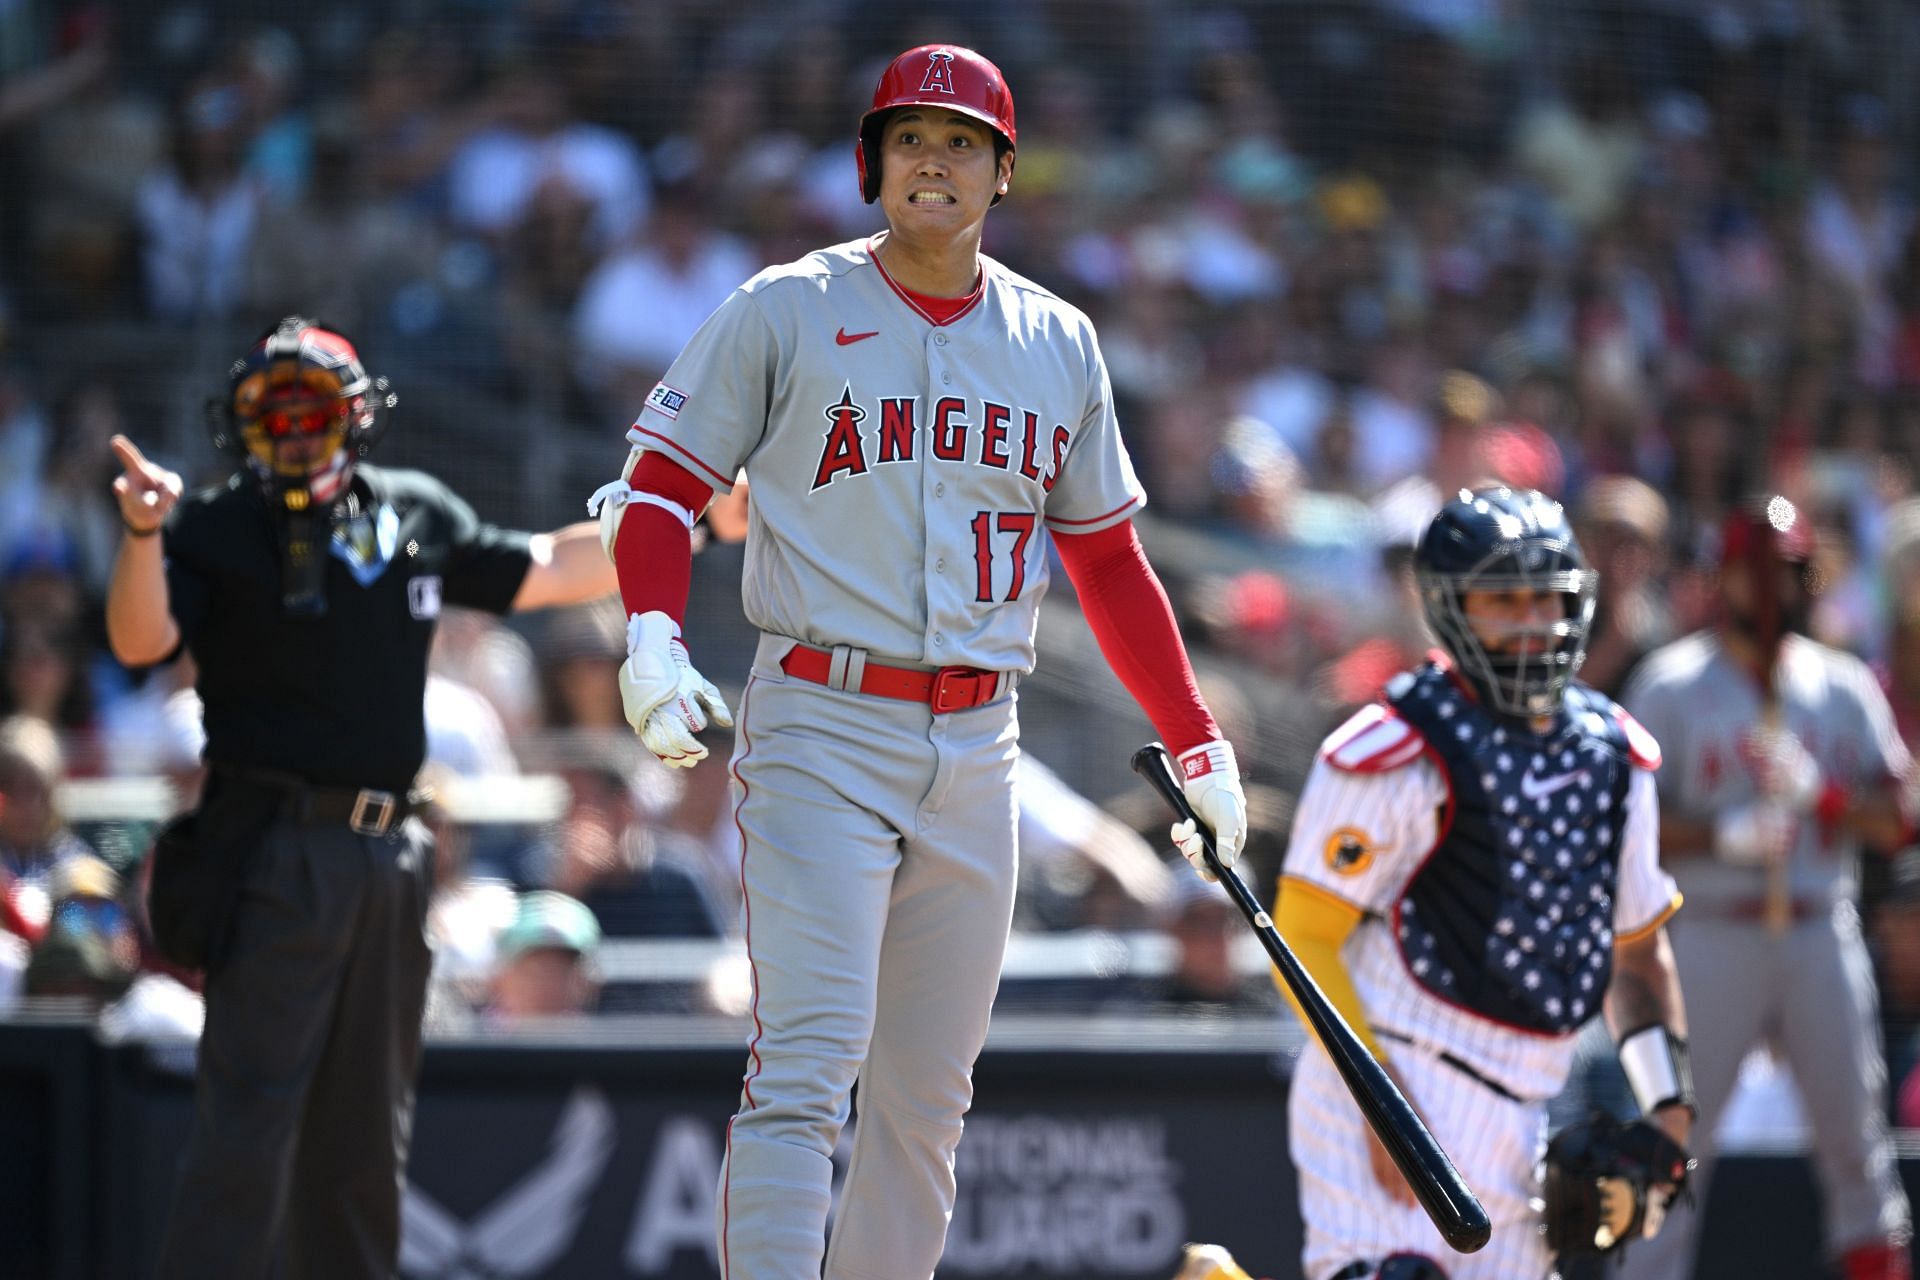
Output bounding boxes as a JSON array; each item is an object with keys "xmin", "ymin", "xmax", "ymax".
[
  {"xmin": 1614, "ymin": 890, "xmax": 1683, "ymax": 945},
  {"xmin": 1273, "ymin": 874, "xmax": 1384, "ymax": 1060}
]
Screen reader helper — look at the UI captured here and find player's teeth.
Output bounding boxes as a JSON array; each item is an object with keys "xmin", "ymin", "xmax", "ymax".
[{"xmin": 911, "ymin": 192, "xmax": 954, "ymax": 204}]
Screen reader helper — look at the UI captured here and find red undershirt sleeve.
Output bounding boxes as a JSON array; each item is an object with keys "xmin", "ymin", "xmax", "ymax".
[
  {"xmin": 612, "ymin": 452, "xmax": 718, "ymax": 625},
  {"xmin": 1053, "ymin": 520, "xmax": 1220, "ymax": 755}
]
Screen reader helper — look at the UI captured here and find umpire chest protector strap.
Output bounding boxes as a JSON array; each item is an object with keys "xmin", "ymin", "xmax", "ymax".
[{"xmin": 1387, "ymin": 664, "xmax": 1634, "ymax": 1033}]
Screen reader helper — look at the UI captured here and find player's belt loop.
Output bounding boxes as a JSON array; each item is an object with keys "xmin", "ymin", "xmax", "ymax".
[
  {"xmin": 844, "ymin": 646, "xmax": 869, "ymax": 692},
  {"xmin": 827, "ymin": 644, "xmax": 853, "ymax": 691}
]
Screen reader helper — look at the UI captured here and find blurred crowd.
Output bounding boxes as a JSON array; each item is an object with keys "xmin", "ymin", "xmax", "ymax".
[{"xmin": 5, "ymin": 0, "xmax": 1920, "ymax": 1111}]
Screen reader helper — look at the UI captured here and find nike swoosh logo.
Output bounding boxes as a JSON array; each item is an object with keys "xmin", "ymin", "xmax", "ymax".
[
  {"xmin": 1519, "ymin": 770, "xmax": 1587, "ymax": 801},
  {"xmin": 836, "ymin": 328, "xmax": 879, "ymax": 345}
]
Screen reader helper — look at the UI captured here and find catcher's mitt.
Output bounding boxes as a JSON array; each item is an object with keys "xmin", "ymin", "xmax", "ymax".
[{"xmin": 1540, "ymin": 1113, "xmax": 1694, "ymax": 1257}]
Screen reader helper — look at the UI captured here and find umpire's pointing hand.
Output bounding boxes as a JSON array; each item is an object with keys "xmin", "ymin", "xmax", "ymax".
[{"xmin": 111, "ymin": 434, "xmax": 183, "ymax": 535}]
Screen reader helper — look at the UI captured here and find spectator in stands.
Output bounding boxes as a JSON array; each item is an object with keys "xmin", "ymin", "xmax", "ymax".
[
  {"xmin": 245, "ymin": 108, "xmax": 442, "ymax": 336},
  {"xmin": 1877, "ymin": 848, "xmax": 1920, "ymax": 1128},
  {"xmin": 540, "ymin": 756, "xmax": 723, "ymax": 939},
  {"xmin": 1126, "ymin": 872, "xmax": 1280, "ymax": 1015},
  {"xmin": 132, "ymin": 74, "xmax": 262, "ymax": 320},
  {"xmin": 534, "ymin": 597, "xmax": 631, "ymax": 737},
  {"xmin": 1806, "ymin": 96, "xmax": 1912, "ymax": 387},
  {"xmin": 23, "ymin": 852, "xmax": 204, "ymax": 1035},
  {"xmin": 570, "ymin": 175, "xmax": 758, "ymax": 414},
  {"xmin": 446, "ymin": 57, "xmax": 646, "ymax": 256},
  {"xmin": 417, "ymin": 770, "xmax": 519, "ymax": 1026},
  {"xmin": 31, "ymin": 380, "xmax": 128, "ymax": 599},
  {"xmin": 0, "ymin": 619, "xmax": 94, "ymax": 738},
  {"xmin": 1573, "ymin": 475, "xmax": 1674, "ymax": 697},
  {"xmin": 24, "ymin": 852, "xmax": 137, "ymax": 998},
  {"xmin": 484, "ymin": 889, "xmax": 602, "ymax": 1021},
  {"xmin": 0, "ymin": 715, "xmax": 96, "ymax": 906}
]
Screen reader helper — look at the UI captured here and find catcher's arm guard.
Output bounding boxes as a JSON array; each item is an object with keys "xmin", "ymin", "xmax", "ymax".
[{"xmin": 1540, "ymin": 1114, "xmax": 1694, "ymax": 1257}]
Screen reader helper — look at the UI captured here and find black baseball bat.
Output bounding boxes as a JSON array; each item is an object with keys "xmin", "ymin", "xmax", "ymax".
[{"xmin": 1132, "ymin": 743, "xmax": 1493, "ymax": 1255}]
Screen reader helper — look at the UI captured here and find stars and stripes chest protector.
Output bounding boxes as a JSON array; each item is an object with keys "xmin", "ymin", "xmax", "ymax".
[{"xmin": 1388, "ymin": 666, "xmax": 1633, "ymax": 1034}]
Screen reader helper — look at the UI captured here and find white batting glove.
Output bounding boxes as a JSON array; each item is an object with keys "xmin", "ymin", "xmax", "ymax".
[
  {"xmin": 1170, "ymin": 739, "xmax": 1247, "ymax": 883},
  {"xmin": 619, "ymin": 611, "xmax": 734, "ymax": 769},
  {"xmin": 1713, "ymin": 799, "xmax": 1796, "ymax": 867},
  {"xmin": 1747, "ymin": 726, "xmax": 1822, "ymax": 811}
]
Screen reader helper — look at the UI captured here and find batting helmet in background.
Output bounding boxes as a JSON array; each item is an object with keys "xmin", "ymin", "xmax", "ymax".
[
  {"xmin": 1716, "ymin": 493, "xmax": 1818, "ymax": 655},
  {"xmin": 855, "ymin": 44, "xmax": 1017, "ymax": 204},
  {"xmin": 1414, "ymin": 486, "xmax": 1599, "ymax": 719}
]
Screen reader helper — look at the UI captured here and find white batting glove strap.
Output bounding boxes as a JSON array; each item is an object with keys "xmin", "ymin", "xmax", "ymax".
[
  {"xmin": 619, "ymin": 611, "xmax": 734, "ymax": 769},
  {"xmin": 1172, "ymin": 740, "xmax": 1247, "ymax": 881},
  {"xmin": 1748, "ymin": 727, "xmax": 1822, "ymax": 811},
  {"xmin": 1713, "ymin": 800, "xmax": 1796, "ymax": 867}
]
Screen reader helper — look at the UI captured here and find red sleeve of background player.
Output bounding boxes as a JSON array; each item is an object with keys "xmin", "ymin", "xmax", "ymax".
[
  {"xmin": 1054, "ymin": 520, "xmax": 1220, "ymax": 756},
  {"xmin": 612, "ymin": 452, "xmax": 717, "ymax": 625}
]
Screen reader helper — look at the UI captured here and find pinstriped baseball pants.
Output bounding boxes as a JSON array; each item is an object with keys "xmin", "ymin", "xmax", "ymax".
[{"xmin": 1290, "ymin": 1036, "xmax": 1557, "ymax": 1280}]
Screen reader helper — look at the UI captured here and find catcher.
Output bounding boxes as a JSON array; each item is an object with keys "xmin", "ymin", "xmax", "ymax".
[{"xmin": 1199, "ymin": 489, "xmax": 1694, "ymax": 1279}]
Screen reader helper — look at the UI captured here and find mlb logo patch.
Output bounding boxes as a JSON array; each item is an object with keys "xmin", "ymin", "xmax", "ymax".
[
  {"xmin": 408, "ymin": 575, "xmax": 442, "ymax": 620},
  {"xmin": 646, "ymin": 383, "xmax": 689, "ymax": 419}
]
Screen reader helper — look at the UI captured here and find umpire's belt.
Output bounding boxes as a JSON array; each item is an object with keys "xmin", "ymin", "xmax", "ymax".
[
  {"xmin": 778, "ymin": 641, "xmax": 1010, "ymax": 713},
  {"xmin": 213, "ymin": 766, "xmax": 420, "ymax": 837}
]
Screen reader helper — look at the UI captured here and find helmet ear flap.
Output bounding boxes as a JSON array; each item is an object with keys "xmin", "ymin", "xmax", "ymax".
[{"xmin": 857, "ymin": 133, "xmax": 880, "ymax": 203}]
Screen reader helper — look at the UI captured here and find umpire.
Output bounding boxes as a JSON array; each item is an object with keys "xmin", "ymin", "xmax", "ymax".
[{"xmin": 104, "ymin": 317, "xmax": 618, "ymax": 1278}]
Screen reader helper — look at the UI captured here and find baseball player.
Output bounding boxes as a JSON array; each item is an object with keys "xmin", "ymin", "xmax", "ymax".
[
  {"xmin": 589, "ymin": 44, "xmax": 1247, "ymax": 1279},
  {"xmin": 1621, "ymin": 496, "xmax": 1915, "ymax": 1280},
  {"xmin": 1274, "ymin": 488, "xmax": 1692, "ymax": 1279}
]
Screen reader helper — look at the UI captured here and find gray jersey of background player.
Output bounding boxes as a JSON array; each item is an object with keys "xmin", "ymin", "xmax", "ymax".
[
  {"xmin": 1620, "ymin": 496, "xmax": 1915, "ymax": 1280},
  {"xmin": 597, "ymin": 44, "xmax": 1250, "ymax": 1280}
]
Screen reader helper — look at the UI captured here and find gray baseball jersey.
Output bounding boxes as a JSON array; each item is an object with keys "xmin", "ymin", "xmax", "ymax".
[
  {"xmin": 626, "ymin": 236, "xmax": 1147, "ymax": 1279},
  {"xmin": 627, "ymin": 237, "xmax": 1145, "ymax": 673},
  {"xmin": 1622, "ymin": 631, "xmax": 1913, "ymax": 1275},
  {"xmin": 1623, "ymin": 631, "xmax": 1909, "ymax": 908}
]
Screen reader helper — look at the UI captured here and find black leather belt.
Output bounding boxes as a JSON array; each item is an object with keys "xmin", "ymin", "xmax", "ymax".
[
  {"xmin": 1375, "ymin": 1027, "xmax": 1524, "ymax": 1103},
  {"xmin": 215, "ymin": 766, "xmax": 421, "ymax": 837}
]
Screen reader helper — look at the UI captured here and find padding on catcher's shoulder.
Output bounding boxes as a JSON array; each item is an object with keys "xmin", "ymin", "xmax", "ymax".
[
  {"xmin": 1322, "ymin": 704, "xmax": 1427, "ymax": 774},
  {"xmin": 1612, "ymin": 706, "xmax": 1662, "ymax": 771},
  {"xmin": 1540, "ymin": 1113, "xmax": 1693, "ymax": 1258}
]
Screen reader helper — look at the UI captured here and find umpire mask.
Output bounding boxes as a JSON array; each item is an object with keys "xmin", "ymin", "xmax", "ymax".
[{"xmin": 208, "ymin": 317, "xmax": 395, "ymax": 615}]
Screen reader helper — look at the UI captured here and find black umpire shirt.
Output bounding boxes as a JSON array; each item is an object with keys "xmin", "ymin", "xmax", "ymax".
[{"xmin": 162, "ymin": 464, "xmax": 532, "ymax": 791}]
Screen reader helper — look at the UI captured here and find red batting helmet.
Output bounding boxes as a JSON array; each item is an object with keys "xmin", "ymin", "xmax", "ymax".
[
  {"xmin": 855, "ymin": 44, "xmax": 1017, "ymax": 205},
  {"xmin": 1718, "ymin": 494, "xmax": 1815, "ymax": 568},
  {"xmin": 1717, "ymin": 493, "xmax": 1817, "ymax": 654}
]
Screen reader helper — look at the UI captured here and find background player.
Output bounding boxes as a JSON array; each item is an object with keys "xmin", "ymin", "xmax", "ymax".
[
  {"xmin": 1622, "ymin": 497, "xmax": 1914, "ymax": 1280},
  {"xmin": 1275, "ymin": 487, "xmax": 1691, "ymax": 1279},
  {"xmin": 590, "ymin": 44, "xmax": 1248, "ymax": 1280}
]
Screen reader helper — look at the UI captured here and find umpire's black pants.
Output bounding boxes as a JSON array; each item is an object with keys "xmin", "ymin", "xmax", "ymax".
[{"xmin": 158, "ymin": 813, "xmax": 434, "ymax": 1280}]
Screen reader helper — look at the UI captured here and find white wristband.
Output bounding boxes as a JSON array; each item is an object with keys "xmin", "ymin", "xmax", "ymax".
[
  {"xmin": 1618, "ymin": 1024, "xmax": 1695, "ymax": 1116},
  {"xmin": 1175, "ymin": 739, "xmax": 1237, "ymax": 785}
]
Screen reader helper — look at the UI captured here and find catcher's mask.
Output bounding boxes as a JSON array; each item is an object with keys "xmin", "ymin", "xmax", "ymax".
[
  {"xmin": 856, "ymin": 44, "xmax": 1016, "ymax": 205},
  {"xmin": 209, "ymin": 315, "xmax": 394, "ymax": 506},
  {"xmin": 1414, "ymin": 487, "xmax": 1598, "ymax": 720}
]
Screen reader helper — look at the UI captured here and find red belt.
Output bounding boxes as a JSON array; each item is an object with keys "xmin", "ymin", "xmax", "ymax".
[{"xmin": 779, "ymin": 644, "xmax": 1002, "ymax": 713}]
